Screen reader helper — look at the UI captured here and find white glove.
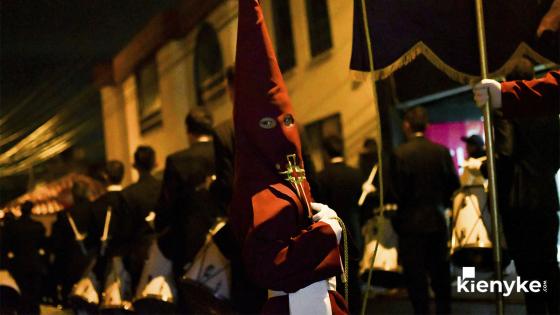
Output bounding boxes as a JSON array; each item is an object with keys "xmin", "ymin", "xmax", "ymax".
[
  {"xmin": 462, "ymin": 157, "xmax": 483, "ymax": 170},
  {"xmin": 362, "ymin": 182, "xmax": 376, "ymax": 194},
  {"xmin": 473, "ymin": 79, "xmax": 502, "ymax": 109},
  {"xmin": 310, "ymin": 202, "xmax": 342, "ymax": 243}
]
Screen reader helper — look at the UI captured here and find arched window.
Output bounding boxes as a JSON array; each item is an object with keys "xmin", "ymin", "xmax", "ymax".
[
  {"xmin": 306, "ymin": 0, "xmax": 333, "ymax": 57},
  {"xmin": 194, "ymin": 23, "xmax": 225, "ymax": 105}
]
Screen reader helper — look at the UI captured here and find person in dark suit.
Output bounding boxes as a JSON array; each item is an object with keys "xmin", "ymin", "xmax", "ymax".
[
  {"xmin": 89, "ymin": 160, "xmax": 130, "ymax": 279},
  {"xmin": 211, "ymin": 67, "xmax": 236, "ymax": 214},
  {"xmin": 491, "ymin": 60, "xmax": 559, "ymax": 315},
  {"xmin": 4, "ymin": 201, "xmax": 46, "ymax": 314},
  {"xmin": 121, "ymin": 145, "xmax": 162, "ymax": 287},
  {"xmin": 155, "ymin": 107, "xmax": 220, "ymax": 274},
  {"xmin": 210, "ymin": 67, "xmax": 267, "ymax": 314},
  {"xmin": 316, "ymin": 135, "xmax": 364, "ymax": 314},
  {"xmin": 50, "ymin": 182, "xmax": 93, "ymax": 303},
  {"xmin": 389, "ymin": 106, "xmax": 460, "ymax": 315},
  {"xmin": 212, "ymin": 117, "xmax": 235, "ymax": 213}
]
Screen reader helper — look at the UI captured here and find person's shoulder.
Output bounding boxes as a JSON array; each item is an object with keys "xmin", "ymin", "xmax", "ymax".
[
  {"xmin": 121, "ymin": 182, "xmax": 140, "ymax": 199},
  {"xmin": 92, "ymin": 191, "xmax": 119, "ymax": 206},
  {"xmin": 429, "ymin": 140, "xmax": 451, "ymax": 155},
  {"xmin": 317, "ymin": 167, "xmax": 329, "ymax": 180},
  {"xmin": 214, "ymin": 119, "xmax": 234, "ymax": 135},
  {"xmin": 124, "ymin": 177, "xmax": 161, "ymax": 194},
  {"xmin": 168, "ymin": 149, "xmax": 190, "ymax": 162},
  {"xmin": 30, "ymin": 218, "xmax": 45, "ymax": 232},
  {"xmin": 144, "ymin": 176, "xmax": 162, "ymax": 190},
  {"xmin": 395, "ymin": 140, "xmax": 414, "ymax": 155},
  {"xmin": 188, "ymin": 141, "xmax": 215, "ymax": 159},
  {"xmin": 161, "ymin": 149, "xmax": 190, "ymax": 172},
  {"xmin": 345, "ymin": 163, "xmax": 363, "ymax": 177},
  {"xmin": 332, "ymin": 162, "xmax": 360, "ymax": 173}
]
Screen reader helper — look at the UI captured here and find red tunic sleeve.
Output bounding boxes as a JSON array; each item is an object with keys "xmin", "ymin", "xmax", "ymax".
[
  {"xmin": 501, "ymin": 70, "xmax": 560, "ymax": 119},
  {"xmin": 242, "ymin": 184, "xmax": 342, "ymax": 293}
]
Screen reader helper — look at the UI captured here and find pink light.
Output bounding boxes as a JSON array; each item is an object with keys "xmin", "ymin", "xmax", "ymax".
[{"xmin": 425, "ymin": 120, "xmax": 484, "ymax": 172}]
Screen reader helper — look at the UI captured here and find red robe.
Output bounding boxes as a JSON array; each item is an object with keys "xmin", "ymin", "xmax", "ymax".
[
  {"xmin": 230, "ymin": 159, "xmax": 348, "ymax": 314},
  {"xmin": 501, "ymin": 70, "xmax": 559, "ymax": 118},
  {"xmin": 230, "ymin": 0, "xmax": 348, "ymax": 314}
]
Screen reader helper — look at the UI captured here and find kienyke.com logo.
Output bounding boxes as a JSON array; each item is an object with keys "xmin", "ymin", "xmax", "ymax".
[{"xmin": 457, "ymin": 267, "xmax": 547, "ymax": 296}]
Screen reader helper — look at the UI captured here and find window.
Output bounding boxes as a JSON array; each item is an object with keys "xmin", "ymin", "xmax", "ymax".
[
  {"xmin": 304, "ymin": 113, "xmax": 343, "ymax": 171},
  {"xmin": 272, "ymin": 0, "xmax": 296, "ymax": 72},
  {"xmin": 136, "ymin": 58, "xmax": 162, "ymax": 133},
  {"xmin": 194, "ymin": 23, "xmax": 225, "ymax": 106},
  {"xmin": 306, "ymin": 0, "xmax": 333, "ymax": 57}
]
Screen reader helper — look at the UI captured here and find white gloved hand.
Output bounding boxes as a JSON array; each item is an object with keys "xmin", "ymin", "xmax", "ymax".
[
  {"xmin": 310, "ymin": 202, "xmax": 342, "ymax": 243},
  {"xmin": 473, "ymin": 79, "xmax": 502, "ymax": 109},
  {"xmin": 362, "ymin": 182, "xmax": 376, "ymax": 194},
  {"xmin": 311, "ymin": 202, "xmax": 338, "ymax": 221}
]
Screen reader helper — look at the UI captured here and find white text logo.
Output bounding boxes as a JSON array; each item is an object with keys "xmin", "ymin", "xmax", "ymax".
[{"xmin": 457, "ymin": 267, "xmax": 547, "ymax": 297}]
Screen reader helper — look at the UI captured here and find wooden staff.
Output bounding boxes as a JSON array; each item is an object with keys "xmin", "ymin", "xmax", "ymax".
[
  {"xmin": 100, "ymin": 206, "xmax": 112, "ymax": 256},
  {"xmin": 474, "ymin": 1, "xmax": 504, "ymax": 314},
  {"xmin": 67, "ymin": 212, "xmax": 87, "ymax": 255},
  {"xmin": 357, "ymin": 1, "xmax": 386, "ymax": 313},
  {"xmin": 358, "ymin": 164, "xmax": 378, "ymax": 206}
]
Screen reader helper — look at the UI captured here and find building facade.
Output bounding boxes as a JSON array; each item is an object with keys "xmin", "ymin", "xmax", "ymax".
[{"xmin": 96, "ymin": 0, "xmax": 379, "ymax": 184}]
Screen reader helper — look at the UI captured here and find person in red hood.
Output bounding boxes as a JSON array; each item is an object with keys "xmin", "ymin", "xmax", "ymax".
[{"xmin": 229, "ymin": 1, "xmax": 349, "ymax": 314}]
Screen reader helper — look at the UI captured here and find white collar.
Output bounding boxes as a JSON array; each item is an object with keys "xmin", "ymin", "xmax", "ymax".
[
  {"xmin": 107, "ymin": 185, "xmax": 122, "ymax": 192},
  {"xmin": 330, "ymin": 157, "xmax": 344, "ymax": 164},
  {"xmin": 196, "ymin": 135, "xmax": 212, "ymax": 143}
]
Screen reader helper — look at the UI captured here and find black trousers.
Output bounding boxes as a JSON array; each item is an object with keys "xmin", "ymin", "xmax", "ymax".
[
  {"xmin": 12, "ymin": 270, "xmax": 42, "ymax": 314},
  {"xmin": 502, "ymin": 209, "xmax": 559, "ymax": 315},
  {"xmin": 399, "ymin": 230, "xmax": 451, "ymax": 315}
]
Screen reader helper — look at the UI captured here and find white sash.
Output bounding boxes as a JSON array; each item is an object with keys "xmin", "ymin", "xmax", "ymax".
[{"xmin": 268, "ymin": 277, "xmax": 336, "ymax": 315}]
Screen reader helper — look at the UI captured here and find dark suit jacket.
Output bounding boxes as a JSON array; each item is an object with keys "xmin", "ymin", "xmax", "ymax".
[
  {"xmin": 4, "ymin": 216, "xmax": 46, "ymax": 273},
  {"xmin": 506, "ymin": 116, "xmax": 559, "ymax": 212},
  {"xmin": 390, "ymin": 136, "xmax": 460, "ymax": 235},
  {"xmin": 51, "ymin": 200, "xmax": 93, "ymax": 253},
  {"xmin": 90, "ymin": 190, "xmax": 131, "ymax": 257},
  {"xmin": 122, "ymin": 174, "xmax": 161, "ymax": 234},
  {"xmin": 212, "ymin": 120, "xmax": 236, "ymax": 212},
  {"xmin": 50, "ymin": 204, "xmax": 93, "ymax": 289},
  {"xmin": 317, "ymin": 161, "xmax": 364, "ymax": 251},
  {"xmin": 487, "ymin": 110, "xmax": 559, "ymax": 215},
  {"xmin": 155, "ymin": 141, "xmax": 220, "ymax": 267}
]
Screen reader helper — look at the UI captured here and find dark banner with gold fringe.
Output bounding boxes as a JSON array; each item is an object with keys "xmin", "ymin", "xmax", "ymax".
[{"xmin": 350, "ymin": 0, "xmax": 558, "ymax": 83}]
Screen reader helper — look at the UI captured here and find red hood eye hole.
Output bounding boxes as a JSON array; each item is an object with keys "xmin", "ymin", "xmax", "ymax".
[
  {"xmin": 259, "ymin": 117, "xmax": 277, "ymax": 129},
  {"xmin": 283, "ymin": 114, "xmax": 294, "ymax": 126}
]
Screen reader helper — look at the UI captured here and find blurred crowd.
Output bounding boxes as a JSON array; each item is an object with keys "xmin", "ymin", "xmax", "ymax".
[{"xmin": 0, "ymin": 60, "xmax": 558, "ymax": 315}]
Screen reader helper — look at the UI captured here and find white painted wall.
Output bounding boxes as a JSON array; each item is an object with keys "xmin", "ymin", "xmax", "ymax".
[{"xmin": 100, "ymin": 0, "xmax": 379, "ymax": 184}]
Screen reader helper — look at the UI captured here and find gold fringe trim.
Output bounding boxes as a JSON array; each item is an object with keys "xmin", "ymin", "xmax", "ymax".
[{"xmin": 351, "ymin": 41, "xmax": 557, "ymax": 84}]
